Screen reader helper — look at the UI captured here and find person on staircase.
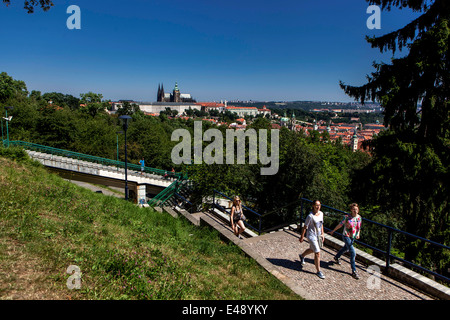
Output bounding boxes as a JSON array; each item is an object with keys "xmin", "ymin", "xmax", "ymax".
[
  {"xmin": 299, "ymin": 200, "xmax": 325, "ymax": 279},
  {"xmin": 328, "ymin": 202, "xmax": 362, "ymax": 279},
  {"xmin": 230, "ymin": 196, "xmax": 246, "ymax": 239}
]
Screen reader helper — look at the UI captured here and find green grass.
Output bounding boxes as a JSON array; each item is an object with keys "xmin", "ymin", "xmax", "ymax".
[{"xmin": 0, "ymin": 148, "xmax": 301, "ymax": 300}]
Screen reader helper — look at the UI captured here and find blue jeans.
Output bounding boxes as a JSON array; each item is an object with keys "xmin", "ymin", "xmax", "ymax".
[{"xmin": 335, "ymin": 236, "xmax": 356, "ymax": 272}]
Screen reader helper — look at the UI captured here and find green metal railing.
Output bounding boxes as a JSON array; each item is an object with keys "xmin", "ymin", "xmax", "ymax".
[
  {"xmin": 9, "ymin": 140, "xmax": 184, "ymax": 180},
  {"xmin": 211, "ymin": 190, "xmax": 450, "ymax": 284},
  {"xmin": 147, "ymin": 179, "xmax": 190, "ymax": 208},
  {"xmin": 8, "ymin": 139, "xmax": 190, "ymax": 208}
]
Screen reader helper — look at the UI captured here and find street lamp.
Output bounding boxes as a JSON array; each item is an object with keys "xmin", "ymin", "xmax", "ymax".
[
  {"xmin": 3, "ymin": 106, "xmax": 13, "ymax": 148},
  {"xmin": 119, "ymin": 115, "xmax": 132, "ymax": 201}
]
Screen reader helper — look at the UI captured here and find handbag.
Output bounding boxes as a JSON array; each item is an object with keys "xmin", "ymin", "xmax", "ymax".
[{"xmin": 317, "ymin": 231, "xmax": 323, "ymax": 248}]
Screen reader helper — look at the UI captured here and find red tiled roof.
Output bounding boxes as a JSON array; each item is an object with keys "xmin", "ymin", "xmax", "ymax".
[
  {"xmin": 226, "ymin": 106, "xmax": 258, "ymax": 110},
  {"xmin": 196, "ymin": 102, "xmax": 225, "ymax": 107}
]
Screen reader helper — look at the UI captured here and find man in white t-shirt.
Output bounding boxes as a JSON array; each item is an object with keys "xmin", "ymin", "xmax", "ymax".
[{"xmin": 299, "ymin": 200, "xmax": 325, "ymax": 279}]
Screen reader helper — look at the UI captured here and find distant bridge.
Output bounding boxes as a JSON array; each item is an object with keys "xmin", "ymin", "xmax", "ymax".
[{"xmin": 9, "ymin": 140, "xmax": 183, "ymax": 203}]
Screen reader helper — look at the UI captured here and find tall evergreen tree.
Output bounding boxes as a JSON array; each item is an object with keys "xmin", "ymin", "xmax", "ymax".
[
  {"xmin": 341, "ymin": 0, "xmax": 449, "ymax": 274},
  {"xmin": 340, "ymin": 0, "xmax": 449, "ymax": 142}
]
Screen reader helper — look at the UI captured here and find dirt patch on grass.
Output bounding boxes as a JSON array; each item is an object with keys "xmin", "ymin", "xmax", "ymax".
[{"xmin": 0, "ymin": 238, "xmax": 71, "ymax": 300}]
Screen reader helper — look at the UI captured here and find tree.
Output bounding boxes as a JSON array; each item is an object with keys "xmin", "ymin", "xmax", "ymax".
[
  {"xmin": 41, "ymin": 92, "xmax": 80, "ymax": 110},
  {"xmin": 79, "ymin": 92, "xmax": 108, "ymax": 117},
  {"xmin": 80, "ymin": 92, "xmax": 103, "ymax": 104},
  {"xmin": 0, "ymin": 72, "xmax": 28, "ymax": 103},
  {"xmin": 340, "ymin": 0, "xmax": 449, "ymax": 274},
  {"xmin": 340, "ymin": 0, "xmax": 450, "ymax": 142},
  {"xmin": 116, "ymin": 101, "xmax": 140, "ymax": 117},
  {"xmin": 2, "ymin": 0, "xmax": 53, "ymax": 13}
]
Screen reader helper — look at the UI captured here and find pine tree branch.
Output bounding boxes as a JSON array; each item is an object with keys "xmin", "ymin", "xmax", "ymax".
[
  {"xmin": 365, "ymin": 0, "xmax": 449, "ymax": 53},
  {"xmin": 2, "ymin": 0, "xmax": 54, "ymax": 13},
  {"xmin": 366, "ymin": 0, "xmax": 432, "ymax": 12}
]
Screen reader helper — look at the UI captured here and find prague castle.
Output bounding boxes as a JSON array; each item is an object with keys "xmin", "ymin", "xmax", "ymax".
[{"xmin": 157, "ymin": 82, "xmax": 196, "ymax": 103}]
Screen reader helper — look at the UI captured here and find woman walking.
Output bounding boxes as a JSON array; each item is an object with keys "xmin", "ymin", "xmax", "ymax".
[
  {"xmin": 329, "ymin": 203, "xmax": 362, "ymax": 279},
  {"xmin": 230, "ymin": 196, "xmax": 246, "ymax": 239},
  {"xmin": 299, "ymin": 200, "xmax": 325, "ymax": 279}
]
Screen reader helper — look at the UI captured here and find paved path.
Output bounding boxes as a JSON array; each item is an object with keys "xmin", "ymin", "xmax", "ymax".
[
  {"xmin": 244, "ymin": 229, "xmax": 433, "ymax": 300},
  {"xmin": 64, "ymin": 179, "xmax": 124, "ymax": 198}
]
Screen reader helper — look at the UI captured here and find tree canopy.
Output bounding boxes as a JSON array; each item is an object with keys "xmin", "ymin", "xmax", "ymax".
[
  {"xmin": 340, "ymin": 0, "xmax": 449, "ymax": 271},
  {"xmin": 341, "ymin": 0, "xmax": 449, "ymax": 142}
]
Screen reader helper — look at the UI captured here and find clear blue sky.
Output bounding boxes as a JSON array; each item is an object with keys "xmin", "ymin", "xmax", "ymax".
[{"xmin": 0, "ymin": 0, "xmax": 421, "ymax": 102}]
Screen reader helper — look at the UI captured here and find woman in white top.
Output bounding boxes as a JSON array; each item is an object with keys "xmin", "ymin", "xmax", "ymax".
[
  {"xmin": 230, "ymin": 196, "xmax": 246, "ymax": 239},
  {"xmin": 299, "ymin": 200, "xmax": 325, "ymax": 279}
]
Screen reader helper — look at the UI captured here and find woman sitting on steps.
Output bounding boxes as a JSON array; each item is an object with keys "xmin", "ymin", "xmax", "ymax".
[{"xmin": 230, "ymin": 196, "xmax": 246, "ymax": 239}]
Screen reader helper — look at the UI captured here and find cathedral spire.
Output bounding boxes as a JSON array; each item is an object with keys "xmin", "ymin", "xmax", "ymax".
[{"xmin": 157, "ymin": 83, "xmax": 161, "ymax": 101}]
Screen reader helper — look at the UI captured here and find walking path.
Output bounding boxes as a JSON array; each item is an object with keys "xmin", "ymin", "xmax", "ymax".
[
  {"xmin": 244, "ymin": 229, "xmax": 433, "ymax": 300},
  {"xmin": 63, "ymin": 179, "xmax": 124, "ymax": 198},
  {"xmin": 173, "ymin": 207, "xmax": 437, "ymax": 300}
]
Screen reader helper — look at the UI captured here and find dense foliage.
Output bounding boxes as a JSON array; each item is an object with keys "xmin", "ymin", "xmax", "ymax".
[
  {"xmin": 1, "ymin": 71, "xmax": 369, "ymax": 212},
  {"xmin": 340, "ymin": 0, "xmax": 449, "ymax": 275}
]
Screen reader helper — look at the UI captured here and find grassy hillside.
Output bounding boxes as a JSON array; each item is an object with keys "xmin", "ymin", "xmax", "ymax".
[{"xmin": 0, "ymin": 148, "xmax": 300, "ymax": 300}]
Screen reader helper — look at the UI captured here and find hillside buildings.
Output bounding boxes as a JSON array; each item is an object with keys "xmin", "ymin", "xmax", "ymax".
[
  {"xmin": 285, "ymin": 119, "xmax": 385, "ymax": 152},
  {"xmin": 108, "ymin": 82, "xmax": 380, "ymax": 152},
  {"xmin": 110, "ymin": 82, "xmax": 273, "ymax": 119}
]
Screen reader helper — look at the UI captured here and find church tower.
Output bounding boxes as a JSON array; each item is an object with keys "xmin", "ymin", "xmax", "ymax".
[
  {"xmin": 160, "ymin": 83, "xmax": 165, "ymax": 102},
  {"xmin": 289, "ymin": 111, "xmax": 296, "ymax": 131},
  {"xmin": 172, "ymin": 82, "xmax": 181, "ymax": 103},
  {"xmin": 351, "ymin": 128, "xmax": 359, "ymax": 152},
  {"xmin": 157, "ymin": 83, "xmax": 166, "ymax": 102}
]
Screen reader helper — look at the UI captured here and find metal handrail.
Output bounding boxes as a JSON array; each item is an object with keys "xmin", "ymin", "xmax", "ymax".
[
  {"xmin": 299, "ymin": 197, "xmax": 450, "ymax": 284},
  {"xmin": 212, "ymin": 190, "xmax": 263, "ymax": 235},
  {"xmin": 147, "ymin": 178, "xmax": 191, "ymax": 208},
  {"xmin": 210, "ymin": 190, "xmax": 449, "ymax": 284},
  {"xmin": 147, "ymin": 180, "xmax": 180, "ymax": 207}
]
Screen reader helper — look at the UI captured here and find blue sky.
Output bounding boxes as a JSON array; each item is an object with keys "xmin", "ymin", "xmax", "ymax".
[{"xmin": 0, "ymin": 0, "xmax": 421, "ymax": 102}]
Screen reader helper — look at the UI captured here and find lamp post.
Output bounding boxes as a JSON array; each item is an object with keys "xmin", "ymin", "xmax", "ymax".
[
  {"xmin": 4, "ymin": 106, "xmax": 13, "ymax": 148},
  {"xmin": 119, "ymin": 115, "xmax": 132, "ymax": 201}
]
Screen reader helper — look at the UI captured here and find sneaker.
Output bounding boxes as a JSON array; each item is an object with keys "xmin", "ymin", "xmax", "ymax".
[
  {"xmin": 352, "ymin": 271, "xmax": 360, "ymax": 280},
  {"xmin": 334, "ymin": 256, "xmax": 341, "ymax": 265},
  {"xmin": 299, "ymin": 254, "xmax": 305, "ymax": 265},
  {"xmin": 317, "ymin": 271, "xmax": 325, "ymax": 279}
]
